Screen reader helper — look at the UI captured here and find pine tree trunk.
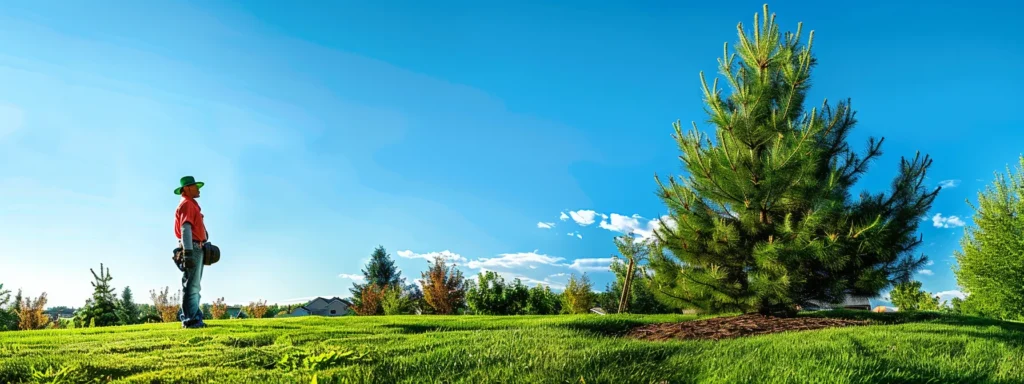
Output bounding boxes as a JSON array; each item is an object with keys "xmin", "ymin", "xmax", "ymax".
[{"xmin": 617, "ymin": 259, "xmax": 637, "ymax": 313}]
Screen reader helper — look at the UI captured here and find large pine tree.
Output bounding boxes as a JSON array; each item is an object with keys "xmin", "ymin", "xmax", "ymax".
[
  {"xmin": 349, "ymin": 245, "xmax": 404, "ymax": 308},
  {"xmin": 649, "ymin": 5, "xmax": 939, "ymax": 315},
  {"xmin": 954, "ymin": 155, "xmax": 1024, "ymax": 320}
]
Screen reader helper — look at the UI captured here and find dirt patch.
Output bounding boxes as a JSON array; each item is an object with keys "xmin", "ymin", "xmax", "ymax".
[{"xmin": 627, "ymin": 314, "xmax": 870, "ymax": 341}]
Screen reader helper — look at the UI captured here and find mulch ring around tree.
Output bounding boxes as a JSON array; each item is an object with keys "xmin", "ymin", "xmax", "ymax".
[{"xmin": 627, "ymin": 314, "xmax": 870, "ymax": 341}]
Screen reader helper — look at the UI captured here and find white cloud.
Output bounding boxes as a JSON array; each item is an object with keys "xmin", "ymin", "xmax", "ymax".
[
  {"xmin": 537, "ymin": 222, "xmax": 555, "ymax": 229},
  {"xmin": 599, "ymin": 213, "xmax": 643, "ymax": 233},
  {"xmin": 0, "ymin": 103, "xmax": 25, "ymax": 140},
  {"xmin": 567, "ymin": 257, "xmax": 614, "ymax": 273},
  {"xmin": 396, "ymin": 249, "xmax": 466, "ymax": 262},
  {"xmin": 939, "ymin": 179, "xmax": 961, "ymax": 188},
  {"xmin": 548, "ymin": 273, "xmax": 567, "ymax": 278},
  {"xmin": 596, "ymin": 213, "xmax": 674, "ymax": 240},
  {"xmin": 559, "ymin": 212, "xmax": 570, "ymax": 221},
  {"xmin": 926, "ymin": 260, "xmax": 935, "ymax": 266},
  {"xmin": 935, "ymin": 290, "xmax": 967, "ymax": 302},
  {"xmin": 919, "ymin": 269, "xmax": 934, "ymax": 276},
  {"xmin": 932, "ymin": 213, "xmax": 966, "ymax": 228},
  {"xmin": 567, "ymin": 231, "xmax": 582, "ymax": 239},
  {"xmin": 338, "ymin": 273, "xmax": 365, "ymax": 282},
  {"xmin": 568, "ymin": 210, "xmax": 599, "ymax": 226},
  {"xmin": 467, "ymin": 251, "xmax": 565, "ymax": 270}
]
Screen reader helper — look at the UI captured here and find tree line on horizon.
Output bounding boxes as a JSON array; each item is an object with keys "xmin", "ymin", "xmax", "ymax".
[
  {"xmin": 0, "ymin": 264, "xmax": 302, "ymax": 331},
  {"xmin": 3, "ymin": 5, "xmax": 1024, "ymax": 331}
]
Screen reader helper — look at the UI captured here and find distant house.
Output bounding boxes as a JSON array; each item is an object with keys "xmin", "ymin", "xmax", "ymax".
[
  {"xmin": 289, "ymin": 297, "xmax": 352, "ymax": 317},
  {"xmin": 803, "ymin": 295, "xmax": 872, "ymax": 311},
  {"xmin": 223, "ymin": 307, "xmax": 246, "ymax": 319}
]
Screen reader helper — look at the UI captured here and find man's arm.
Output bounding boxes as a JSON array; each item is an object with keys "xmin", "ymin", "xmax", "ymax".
[{"xmin": 182, "ymin": 222, "xmax": 193, "ymax": 251}]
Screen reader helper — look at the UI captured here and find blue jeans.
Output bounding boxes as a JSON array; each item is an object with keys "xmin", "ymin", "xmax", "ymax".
[{"xmin": 178, "ymin": 242, "xmax": 205, "ymax": 326}]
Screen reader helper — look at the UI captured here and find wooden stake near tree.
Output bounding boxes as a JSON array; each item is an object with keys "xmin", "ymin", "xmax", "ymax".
[{"xmin": 614, "ymin": 233, "xmax": 651, "ymax": 314}]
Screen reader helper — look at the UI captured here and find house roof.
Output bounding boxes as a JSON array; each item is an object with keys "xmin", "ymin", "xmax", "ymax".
[{"xmin": 305, "ymin": 296, "xmax": 352, "ymax": 306}]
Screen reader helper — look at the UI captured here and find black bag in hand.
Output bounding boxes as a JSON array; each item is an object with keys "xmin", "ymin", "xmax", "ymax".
[
  {"xmin": 202, "ymin": 242, "xmax": 221, "ymax": 266},
  {"xmin": 172, "ymin": 247, "xmax": 187, "ymax": 272}
]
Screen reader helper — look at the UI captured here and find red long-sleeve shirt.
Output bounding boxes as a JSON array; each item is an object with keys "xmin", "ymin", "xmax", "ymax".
[{"xmin": 174, "ymin": 196, "xmax": 207, "ymax": 243}]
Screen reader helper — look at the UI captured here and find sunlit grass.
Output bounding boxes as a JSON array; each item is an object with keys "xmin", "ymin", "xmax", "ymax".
[{"xmin": 1, "ymin": 312, "xmax": 1022, "ymax": 383}]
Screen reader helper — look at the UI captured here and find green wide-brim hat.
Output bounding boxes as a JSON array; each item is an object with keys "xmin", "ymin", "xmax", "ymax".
[{"xmin": 174, "ymin": 176, "xmax": 205, "ymax": 195}]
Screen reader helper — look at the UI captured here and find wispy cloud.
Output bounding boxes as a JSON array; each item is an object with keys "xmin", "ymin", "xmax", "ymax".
[
  {"xmin": 938, "ymin": 179, "xmax": 961, "ymax": 188},
  {"xmin": 338, "ymin": 273, "xmax": 365, "ymax": 282},
  {"xmin": 567, "ymin": 231, "xmax": 582, "ymax": 239},
  {"xmin": 470, "ymin": 269, "xmax": 566, "ymax": 290},
  {"xmin": 935, "ymin": 290, "xmax": 967, "ymax": 302},
  {"xmin": 568, "ymin": 210, "xmax": 599, "ymax": 226},
  {"xmin": 537, "ymin": 222, "xmax": 555, "ymax": 229},
  {"xmin": 467, "ymin": 251, "xmax": 565, "ymax": 270},
  {"xmin": 567, "ymin": 257, "xmax": 614, "ymax": 273},
  {"xmin": 932, "ymin": 213, "xmax": 966, "ymax": 228},
  {"xmin": 926, "ymin": 260, "xmax": 935, "ymax": 266},
  {"xmin": 598, "ymin": 213, "xmax": 675, "ymax": 240},
  {"xmin": 396, "ymin": 249, "xmax": 467, "ymax": 262},
  {"xmin": 559, "ymin": 212, "xmax": 569, "ymax": 221},
  {"xmin": 919, "ymin": 269, "xmax": 934, "ymax": 276}
]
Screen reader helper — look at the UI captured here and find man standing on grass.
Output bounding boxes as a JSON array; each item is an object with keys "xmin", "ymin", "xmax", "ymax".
[{"xmin": 173, "ymin": 176, "xmax": 209, "ymax": 329}]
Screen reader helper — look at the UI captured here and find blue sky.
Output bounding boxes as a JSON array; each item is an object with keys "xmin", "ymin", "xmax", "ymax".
[{"xmin": 1, "ymin": 1, "xmax": 1021, "ymax": 308}]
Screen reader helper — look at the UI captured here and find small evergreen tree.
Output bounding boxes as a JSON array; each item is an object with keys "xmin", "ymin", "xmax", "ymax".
[
  {"xmin": 350, "ymin": 246, "xmax": 404, "ymax": 308},
  {"xmin": 650, "ymin": 5, "xmax": 938, "ymax": 316},
  {"xmin": 12, "ymin": 289, "xmax": 22, "ymax": 319},
  {"xmin": 954, "ymin": 155, "xmax": 1024, "ymax": 320},
  {"xmin": 78, "ymin": 264, "xmax": 119, "ymax": 327},
  {"xmin": 116, "ymin": 286, "xmax": 140, "ymax": 325}
]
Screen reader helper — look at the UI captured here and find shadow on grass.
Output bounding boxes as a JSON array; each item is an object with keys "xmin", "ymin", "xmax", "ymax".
[
  {"xmin": 378, "ymin": 323, "xmax": 454, "ymax": 334},
  {"xmin": 802, "ymin": 310, "xmax": 1024, "ymax": 331},
  {"xmin": 844, "ymin": 331, "xmax": 1014, "ymax": 384},
  {"xmin": 556, "ymin": 318, "xmax": 656, "ymax": 337}
]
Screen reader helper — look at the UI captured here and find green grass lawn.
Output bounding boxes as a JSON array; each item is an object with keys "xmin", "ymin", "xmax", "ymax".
[{"xmin": 2, "ymin": 311, "xmax": 1023, "ymax": 383}]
